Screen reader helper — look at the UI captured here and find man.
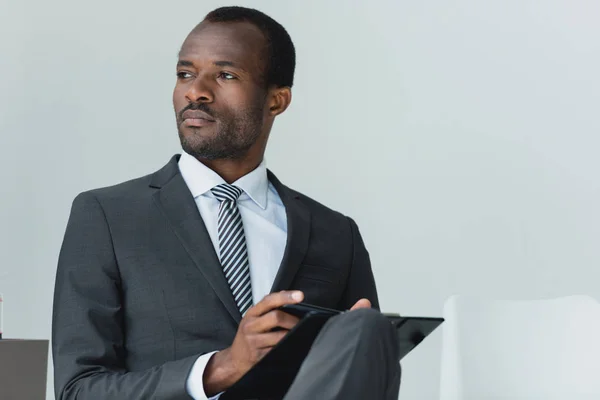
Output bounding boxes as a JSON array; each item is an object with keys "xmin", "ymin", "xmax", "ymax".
[{"xmin": 52, "ymin": 6, "xmax": 401, "ymax": 400}]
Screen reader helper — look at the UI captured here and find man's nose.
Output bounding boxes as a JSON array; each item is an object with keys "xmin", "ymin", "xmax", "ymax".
[{"xmin": 185, "ymin": 76, "xmax": 214, "ymax": 103}]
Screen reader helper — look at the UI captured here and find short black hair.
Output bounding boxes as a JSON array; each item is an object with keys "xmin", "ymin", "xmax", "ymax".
[{"xmin": 204, "ymin": 6, "xmax": 296, "ymax": 88}]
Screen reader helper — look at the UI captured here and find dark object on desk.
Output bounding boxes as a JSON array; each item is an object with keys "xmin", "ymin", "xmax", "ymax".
[
  {"xmin": 386, "ymin": 316, "xmax": 444, "ymax": 359},
  {"xmin": 0, "ymin": 339, "xmax": 49, "ymax": 400},
  {"xmin": 221, "ymin": 303, "xmax": 443, "ymax": 400}
]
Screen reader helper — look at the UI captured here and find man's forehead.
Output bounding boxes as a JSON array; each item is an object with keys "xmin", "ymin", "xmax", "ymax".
[{"xmin": 179, "ymin": 21, "xmax": 267, "ymax": 62}]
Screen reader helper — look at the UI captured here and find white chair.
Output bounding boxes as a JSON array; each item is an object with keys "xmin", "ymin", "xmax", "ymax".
[{"xmin": 439, "ymin": 295, "xmax": 600, "ymax": 400}]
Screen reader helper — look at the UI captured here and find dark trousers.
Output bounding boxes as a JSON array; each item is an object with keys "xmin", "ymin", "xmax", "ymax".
[{"xmin": 283, "ymin": 308, "xmax": 402, "ymax": 400}]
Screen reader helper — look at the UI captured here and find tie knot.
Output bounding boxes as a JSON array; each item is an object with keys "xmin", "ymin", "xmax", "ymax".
[{"xmin": 211, "ymin": 184, "xmax": 244, "ymax": 202}]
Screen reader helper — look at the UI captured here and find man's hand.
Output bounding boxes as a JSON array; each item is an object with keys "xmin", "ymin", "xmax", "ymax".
[
  {"xmin": 350, "ymin": 298, "xmax": 372, "ymax": 310},
  {"xmin": 203, "ymin": 290, "xmax": 304, "ymax": 396}
]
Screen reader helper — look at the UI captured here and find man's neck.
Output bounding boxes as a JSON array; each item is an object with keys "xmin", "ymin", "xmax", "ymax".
[{"xmin": 197, "ymin": 157, "xmax": 263, "ymax": 184}]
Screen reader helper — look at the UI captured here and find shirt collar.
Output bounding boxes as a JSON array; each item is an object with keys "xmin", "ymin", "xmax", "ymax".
[{"xmin": 178, "ymin": 151, "xmax": 269, "ymax": 210}]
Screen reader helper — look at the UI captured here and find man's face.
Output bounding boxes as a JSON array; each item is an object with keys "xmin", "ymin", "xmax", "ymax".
[{"xmin": 173, "ymin": 21, "xmax": 269, "ymax": 160}]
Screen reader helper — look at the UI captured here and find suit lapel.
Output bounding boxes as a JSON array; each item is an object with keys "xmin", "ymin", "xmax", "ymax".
[
  {"xmin": 268, "ymin": 171, "xmax": 311, "ymax": 292},
  {"xmin": 150, "ymin": 156, "xmax": 242, "ymax": 324}
]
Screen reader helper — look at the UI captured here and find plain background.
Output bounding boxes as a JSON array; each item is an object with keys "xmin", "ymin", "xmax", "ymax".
[{"xmin": 1, "ymin": 0, "xmax": 599, "ymax": 399}]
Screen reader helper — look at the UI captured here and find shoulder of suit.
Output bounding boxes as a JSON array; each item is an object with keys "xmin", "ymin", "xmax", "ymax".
[
  {"xmin": 71, "ymin": 174, "xmax": 153, "ymax": 209},
  {"xmin": 74, "ymin": 158, "xmax": 172, "ymax": 203}
]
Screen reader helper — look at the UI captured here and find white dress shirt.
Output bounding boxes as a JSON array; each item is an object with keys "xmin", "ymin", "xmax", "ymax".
[{"xmin": 178, "ymin": 151, "xmax": 288, "ymax": 400}]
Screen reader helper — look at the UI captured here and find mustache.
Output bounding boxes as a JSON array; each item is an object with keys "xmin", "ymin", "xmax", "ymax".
[{"xmin": 178, "ymin": 102, "xmax": 216, "ymax": 122}]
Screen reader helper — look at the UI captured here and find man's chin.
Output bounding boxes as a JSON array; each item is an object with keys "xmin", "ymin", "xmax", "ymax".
[
  {"xmin": 178, "ymin": 124, "xmax": 217, "ymax": 138},
  {"xmin": 177, "ymin": 127, "xmax": 256, "ymax": 161},
  {"xmin": 180, "ymin": 139, "xmax": 229, "ymax": 161},
  {"xmin": 180, "ymin": 141, "xmax": 251, "ymax": 161}
]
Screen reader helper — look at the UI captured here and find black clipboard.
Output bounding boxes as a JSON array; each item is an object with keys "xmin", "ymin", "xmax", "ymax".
[{"xmin": 221, "ymin": 304, "xmax": 443, "ymax": 400}]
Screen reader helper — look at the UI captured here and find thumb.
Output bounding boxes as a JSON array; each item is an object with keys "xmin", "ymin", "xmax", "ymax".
[{"xmin": 350, "ymin": 298, "xmax": 372, "ymax": 311}]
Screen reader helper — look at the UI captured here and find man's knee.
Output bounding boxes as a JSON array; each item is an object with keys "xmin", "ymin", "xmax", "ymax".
[
  {"xmin": 331, "ymin": 308, "xmax": 396, "ymax": 343},
  {"xmin": 340, "ymin": 308, "xmax": 390, "ymax": 328},
  {"xmin": 344, "ymin": 307, "xmax": 384, "ymax": 320}
]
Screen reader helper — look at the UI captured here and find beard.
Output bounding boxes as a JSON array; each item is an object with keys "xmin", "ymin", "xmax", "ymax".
[{"xmin": 177, "ymin": 102, "xmax": 264, "ymax": 160}]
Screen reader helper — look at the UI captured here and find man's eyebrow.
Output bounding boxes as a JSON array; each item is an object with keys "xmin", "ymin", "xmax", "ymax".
[
  {"xmin": 177, "ymin": 60, "xmax": 194, "ymax": 68},
  {"xmin": 213, "ymin": 60, "xmax": 235, "ymax": 67},
  {"xmin": 176, "ymin": 59, "xmax": 247, "ymax": 73},
  {"xmin": 214, "ymin": 60, "xmax": 248, "ymax": 72}
]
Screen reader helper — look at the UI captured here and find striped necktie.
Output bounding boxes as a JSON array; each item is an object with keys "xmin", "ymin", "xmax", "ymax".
[{"xmin": 211, "ymin": 184, "xmax": 253, "ymax": 316}]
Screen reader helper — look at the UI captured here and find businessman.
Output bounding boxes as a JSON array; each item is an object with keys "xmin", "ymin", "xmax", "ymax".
[{"xmin": 52, "ymin": 6, "xmax": 401, "ymax": 400}]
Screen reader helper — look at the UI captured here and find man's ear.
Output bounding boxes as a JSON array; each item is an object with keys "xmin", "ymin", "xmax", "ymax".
[{"xmin": 267, "ymin": 87, "xmax": 292, "ymax": 116}]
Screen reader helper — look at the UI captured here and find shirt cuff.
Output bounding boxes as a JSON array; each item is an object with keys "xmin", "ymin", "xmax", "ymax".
[{"xmin": 186, "ymin": 351, "xmax": 223, "ymax": 400}]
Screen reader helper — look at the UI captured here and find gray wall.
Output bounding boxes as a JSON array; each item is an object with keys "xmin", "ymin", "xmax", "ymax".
[{"xmin": 1, "ymin": 0, "xmax": 599, "ymax": 399}]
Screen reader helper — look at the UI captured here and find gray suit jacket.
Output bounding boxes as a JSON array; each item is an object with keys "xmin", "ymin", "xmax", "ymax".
[{"xmin": 52, "ymin": 155, "xmax": 378, "ymax": 399}]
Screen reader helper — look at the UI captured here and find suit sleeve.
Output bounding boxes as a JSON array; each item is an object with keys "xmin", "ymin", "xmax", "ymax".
[
  {"xmin": 337, "ymin": 217, "xmax": 380, "ymax": 311},
  {"xmin": 52, "ymin": 192, "xmax": 198, "ymax": 400}
]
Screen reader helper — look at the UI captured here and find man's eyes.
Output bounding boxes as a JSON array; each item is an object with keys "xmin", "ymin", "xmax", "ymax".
[
  {"xmin": 176, "ymin": 71, "xmax": 237, "ymax": 81},
  {"xmin": 218, "ymin": 72, "xmax": 237, "ymax": 80},
  {"xmin": 176, "ymin": 71, "xmax": 193, "ymax": 79}
]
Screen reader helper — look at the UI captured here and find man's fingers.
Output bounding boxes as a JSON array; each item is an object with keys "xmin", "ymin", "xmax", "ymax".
[
  {"xmin": 350, "ymin": 298, "xmax": 372, "ymax": 311},
  {"xmin": 246, "ymin": 290, "xmax": 304, "ymax": 317},
  {"xmin": 245, "ymin": 310, "xmax": 300, "ymax": 333}
]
